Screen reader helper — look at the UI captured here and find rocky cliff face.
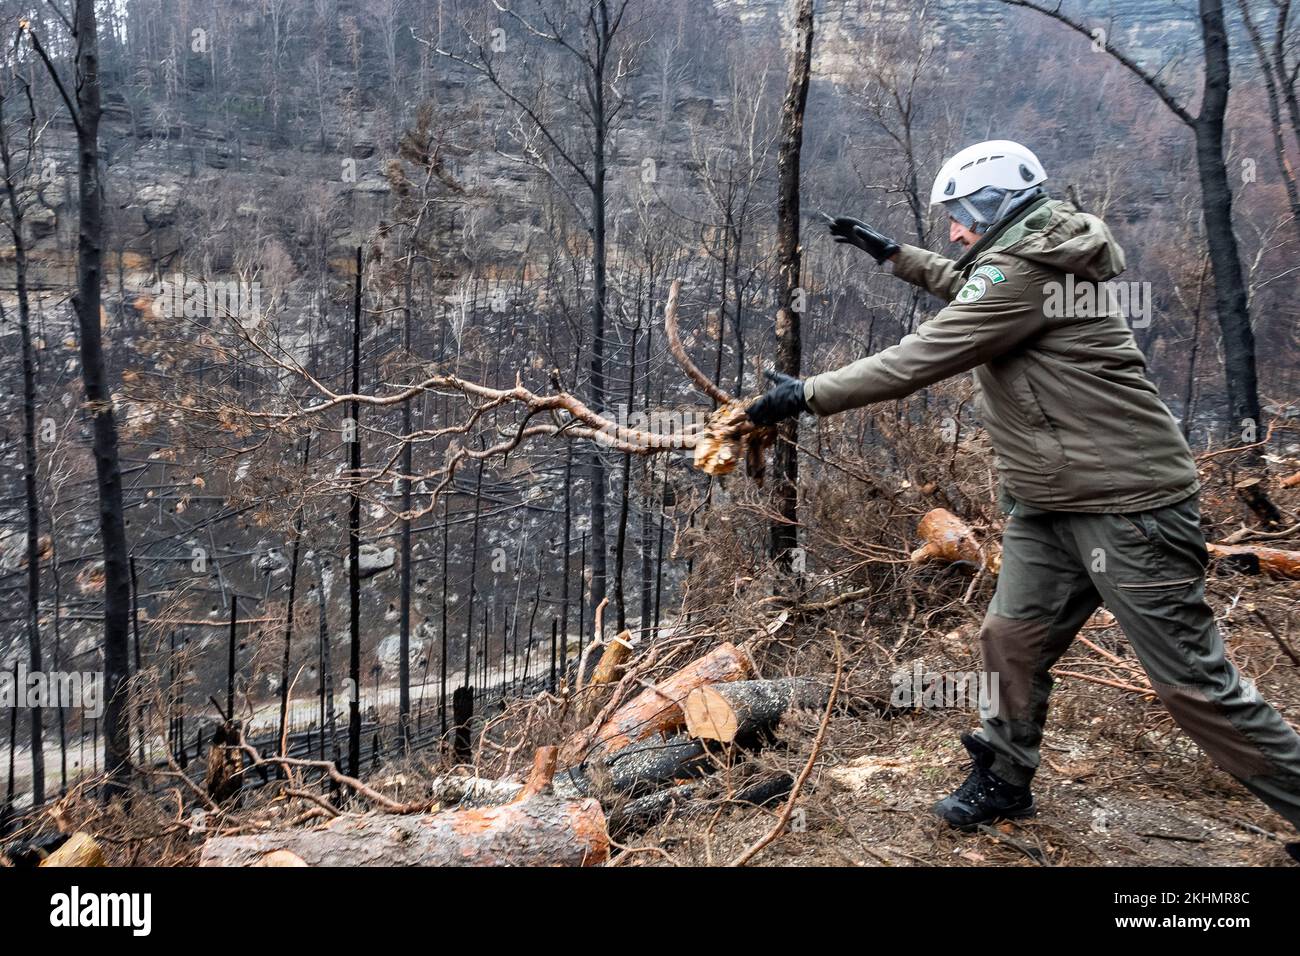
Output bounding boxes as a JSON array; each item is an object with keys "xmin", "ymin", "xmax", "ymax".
[{"xmin": 714, "ymin": 0, "xmax": 1210, "ymax": 76}]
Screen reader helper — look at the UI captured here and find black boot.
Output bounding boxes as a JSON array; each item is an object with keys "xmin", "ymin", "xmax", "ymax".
[{"xmin": 933, "ymin": 732, "xmax": 1036, "ymax": 831}]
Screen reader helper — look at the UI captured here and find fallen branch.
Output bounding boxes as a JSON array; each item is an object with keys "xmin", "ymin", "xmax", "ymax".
[{"xmin": 663, "ymin": 279, "xmax": 733, "ymax": 406}]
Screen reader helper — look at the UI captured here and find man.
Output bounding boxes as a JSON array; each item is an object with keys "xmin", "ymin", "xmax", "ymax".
[{"xmin": 748, "ymin": 140, "xmax": 1300, "ymax": 855}]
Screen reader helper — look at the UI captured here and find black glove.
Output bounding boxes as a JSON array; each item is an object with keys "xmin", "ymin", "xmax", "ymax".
[
  {"xmin": 747, "ymin": 370, "xmax": 808, "ymax": 427},
  {"xmin": 827, "ymin": 216, "xmax": 899, "ymax": 264}
]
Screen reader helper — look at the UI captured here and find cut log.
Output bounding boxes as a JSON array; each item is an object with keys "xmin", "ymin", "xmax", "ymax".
[
  {"xmin": 910, "ymin": 508, "xmax": 1000, "ymax": 573},
  {"xmin": 556, "ymin": 733, "xmax": 710, "ymax": 800},
  {"xmin": 38, "ymin": 832, "xmax": 105, "ymax": 867},
  {"xmin": 579, "ymin": 629, "xmax": 633, "ymax": 723},
  {"xmin": 683, "ymin": 677, "xmax": 830, "ymax": 744},
  {"xmin": 1234, "ymin": 477, "xmax": 1284, "ymax": 529},
  {"xmin": 199, "ymin": 795, "xmax": 608, "ymax": 867},
  {"xmin": 607, "ymin": 782, "xmax": 701, "ymax": 837},
  {"xmin": 1207, "ymin": 542, "xmax": 1300, "ymax": 579},
  {"xmin": 607, "ymin": 771, "xmax": 795, "ymax": 837},
  {"xmin": 601, "ymin": 734, "xmax": 709, "ymax": 795},
  {"xmin": 560, "ymin": 641, "xmax": 756, "ymax": 765},
  {"xmin": 2, "ymin": 833, "xmax": 69, "ymax": 866}
]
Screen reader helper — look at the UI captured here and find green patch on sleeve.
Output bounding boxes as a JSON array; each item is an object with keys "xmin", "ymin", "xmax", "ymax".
[
  {"xmin": 955, "ymin": 275, "xmax": 989, "ymax": 304},
  {"xmin": 973, "ymin": 264, "xmax": 1007, "ymax": 284}
]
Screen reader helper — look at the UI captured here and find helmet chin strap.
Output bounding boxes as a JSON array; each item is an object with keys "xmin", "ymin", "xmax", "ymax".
[
  {"xmin": 957, "ymin": 196, "xmax": 987, "ymax": 229},
  {"xmin": 992, "ymin": 189, "xmax": 1025, "ymax": 222}
]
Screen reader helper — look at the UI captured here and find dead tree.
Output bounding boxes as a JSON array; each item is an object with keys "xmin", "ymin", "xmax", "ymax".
[
  {"xmin": 0, "ymin": 71, "xmax": 43, "ymax": 804},
  {"xmin": 770, "ymin": 0, "xmax": 814, "ymax": 568},
  {"xmin": 999, "ymin": 0, "xmax": 1261, "ymax": 443},
  {"xmin": 26, "ymin": 0, "xmax": 133, "ymax": 796},
  {"xmin": 1238, "ymin": 0, "xmax": 1300, "ymax": 244},
  {"xmin": 277, "ymin": 436, "xmax": 311, "ymax": 757},
  {"xmin": 348, "ymin": 247, "xmax": 363, "ymax": 777}
]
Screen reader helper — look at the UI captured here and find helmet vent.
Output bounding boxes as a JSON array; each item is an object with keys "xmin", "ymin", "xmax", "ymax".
[
  {"xmin": 943, "ymin": 178, "xmax": 955, "ymax": 196},
  {"xmin": 1019, "ymin": 163, "xmax": 1035, "ymax": 181}
]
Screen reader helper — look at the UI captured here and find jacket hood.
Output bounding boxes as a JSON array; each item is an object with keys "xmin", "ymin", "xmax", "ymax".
[{"xmin": 989, "ymin": 198, "xmax": 1126, "ymax": 281}]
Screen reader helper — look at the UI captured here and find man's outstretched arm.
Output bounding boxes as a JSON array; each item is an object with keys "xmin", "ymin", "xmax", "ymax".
[
  {"xmin": 803, "ymin": 258, "xmax": 1042, "ymax": 416},
  {"xmin": 890, "ymin": 245, "xmax": 967, "ymax": 302}
]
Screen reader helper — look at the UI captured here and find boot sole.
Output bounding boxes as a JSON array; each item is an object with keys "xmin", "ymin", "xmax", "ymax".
[{"xmin": 937, "ymin": 800, "xmax": 1037, "ymax": 833}]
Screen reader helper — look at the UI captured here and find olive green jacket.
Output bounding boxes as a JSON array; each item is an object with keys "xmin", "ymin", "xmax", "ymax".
[{"xmin": 803, "ymin": 198, "xmax": 1199, "ymax": 512}]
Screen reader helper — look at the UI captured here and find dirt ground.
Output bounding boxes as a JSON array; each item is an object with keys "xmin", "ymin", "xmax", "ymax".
[{"xmin": 616, "ymin": 610, "xmax": 1300, "ymax": 867}]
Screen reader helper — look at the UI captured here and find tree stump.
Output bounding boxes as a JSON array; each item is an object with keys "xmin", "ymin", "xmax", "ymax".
[
  {"xmin": 1234, "ymin": 476, "xmax": 1284, "ymax": 529},
  {"xmin": 452, "ymin": 686, "xmax": 474, "ymax": 763}
]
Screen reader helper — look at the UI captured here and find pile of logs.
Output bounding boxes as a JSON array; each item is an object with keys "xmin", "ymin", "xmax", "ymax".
[{"xmin": 199, "ymin": 640, "xmax": 833, "ymax": 867}]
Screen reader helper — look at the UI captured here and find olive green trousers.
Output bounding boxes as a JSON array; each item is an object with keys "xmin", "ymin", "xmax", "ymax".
[{"xmin": 976, "ymin": 494, "xmax": 1300, "ymax": 830}]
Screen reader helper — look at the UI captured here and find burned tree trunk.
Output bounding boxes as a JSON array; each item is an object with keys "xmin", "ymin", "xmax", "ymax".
[
  {"xmin": 1194, "ymin": 0, "xmax": 1261, "ymax": 439},
  {"xmin": 555, "ymin": 733, "xmax": 710, "ymax": 799},
  {"xmin": 347, "ymin": 247, "xmax": 363, "ymax": 778},
  {"xmin": 1234, "ymin": 477, "xmax": 1284, "ymax": 529},
  {"xmin": 399, "ymin": 276, "xmax": 414, "ymax": 750},
  {"xmin": 769, "ymin": 0, "xmax": 814, "ymax": 569},
  {"xmin": 30, "ymin": 0, "xmax": 133, "ymax": 797},
  {"xmin": 0, "ymin": 82, "xmax": 43, "ymax": 805},
  {"xmin": 205, "ymin": 721, "xmax": 243, "ymax": 805},
  {"xmin": 452, "ymin": 685, "xmax": 474, "ymax": 763}
]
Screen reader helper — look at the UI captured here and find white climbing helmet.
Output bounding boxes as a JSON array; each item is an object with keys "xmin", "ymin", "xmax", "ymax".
[{"xmin": 929, "ymin": 139, "xmax": 1047, "ymax": 208}]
